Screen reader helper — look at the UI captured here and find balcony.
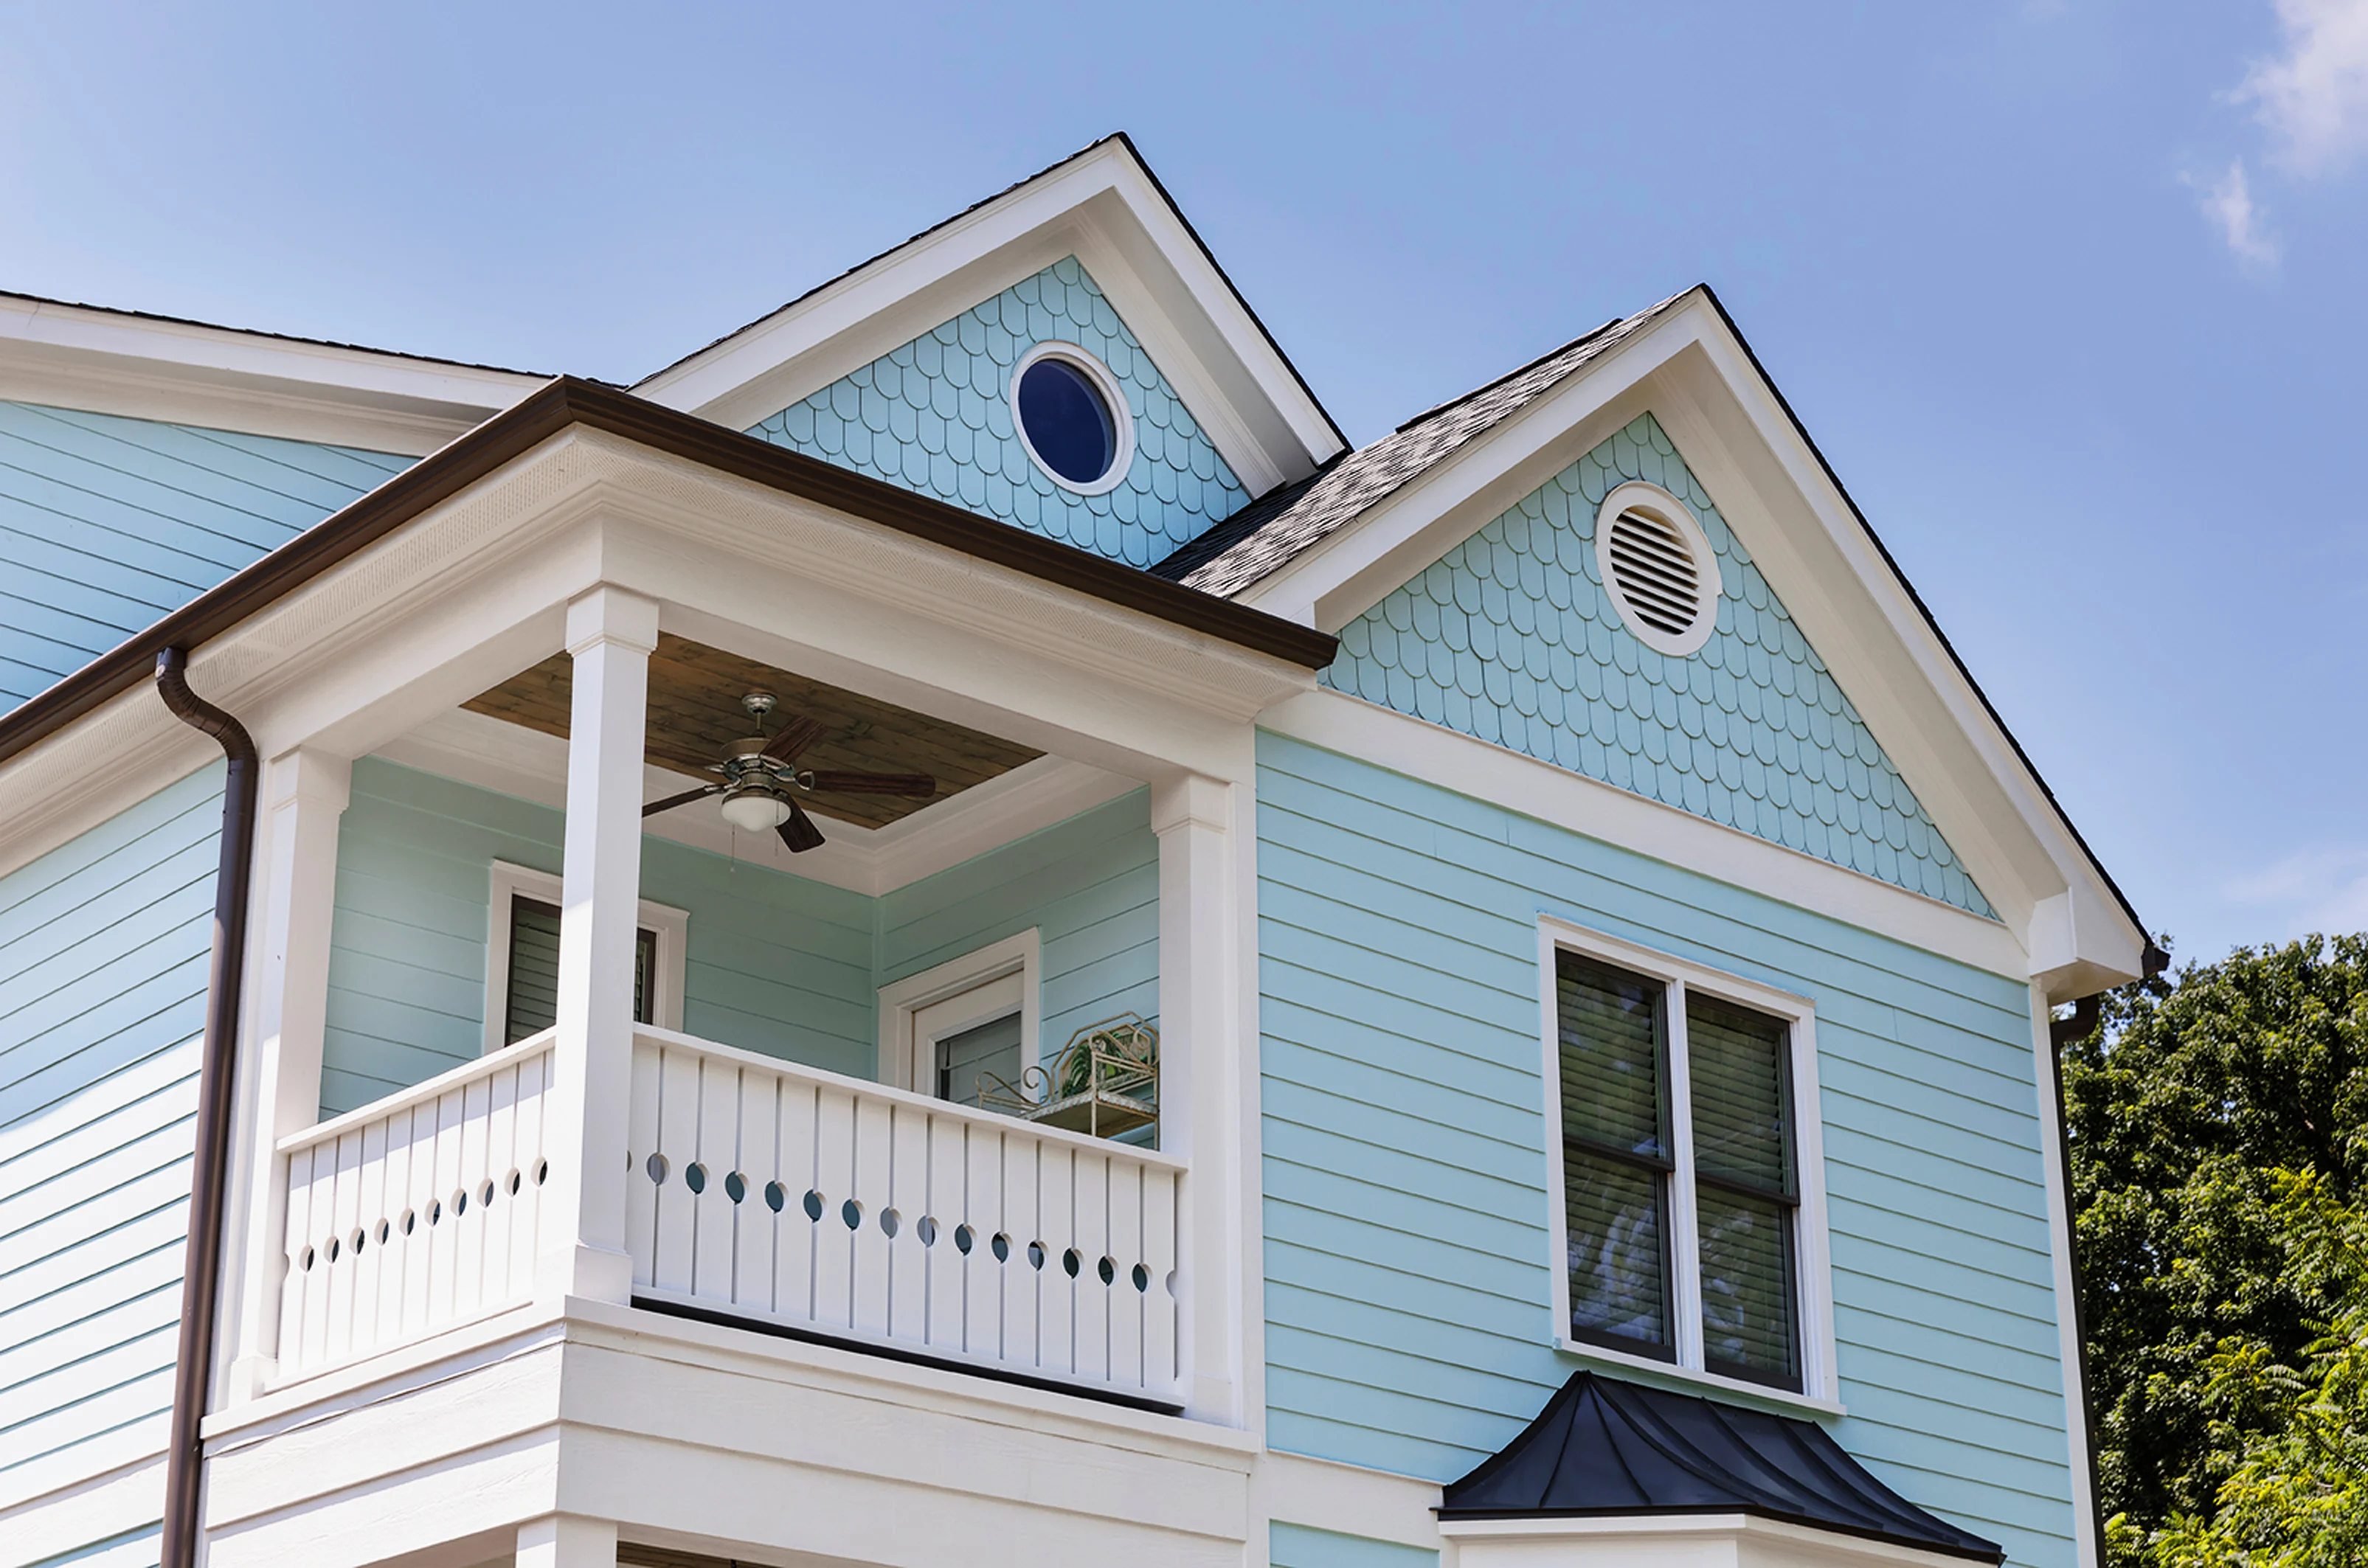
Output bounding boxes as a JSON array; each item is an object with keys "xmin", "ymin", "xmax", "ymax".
[{"xmin": 271, "ymin": 1024, "xmax": 1183, "ymax": 1405}]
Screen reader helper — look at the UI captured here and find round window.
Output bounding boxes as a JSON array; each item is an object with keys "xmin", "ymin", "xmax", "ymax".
[
  {"xmin": 1011, "ymin": 343, "xmax": 1133, "ymax": 494},
  {"xmin": 1593, "ymin": 482, "xmax": 1723, "ymax": 658}
]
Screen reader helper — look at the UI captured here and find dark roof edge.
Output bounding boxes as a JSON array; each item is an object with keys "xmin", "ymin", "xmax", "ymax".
[
  {"xmin": 1693, "ymin": 284, "xmax": 2152, "ymax": 962},
  {"xmin": 0, "ymin": 377, "xmax": 1337, "ymax": 772},
  {"xmin": 0, "ymin": 285, "xmax": 550, "ymax": 381}
]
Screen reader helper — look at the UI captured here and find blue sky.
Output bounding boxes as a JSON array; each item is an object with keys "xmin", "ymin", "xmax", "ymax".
[{"xmin": 3, "ymin": 1, "xmax": 2361, "ymax": 965}]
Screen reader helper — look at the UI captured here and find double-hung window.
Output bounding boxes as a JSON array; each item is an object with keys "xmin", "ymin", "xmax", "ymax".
[{"xmin": 1549, "ymin": 932, "xmax": 1824, "ymax": 1396}]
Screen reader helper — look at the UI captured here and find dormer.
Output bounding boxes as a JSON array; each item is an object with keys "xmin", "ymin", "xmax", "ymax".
[{"xmin": 634, "ymin": 135, "xmax": 1346, "ymax": 569}]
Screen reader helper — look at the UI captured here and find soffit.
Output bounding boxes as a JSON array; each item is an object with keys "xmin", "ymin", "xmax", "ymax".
[{"xmin": 465, "ymin": 631, "xmax": 1042, "ymax": 830}]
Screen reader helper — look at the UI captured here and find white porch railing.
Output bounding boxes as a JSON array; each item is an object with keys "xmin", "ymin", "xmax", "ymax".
[
  {"xmin": 627, "ymin": 1025, "xmax": 1183, "ymax": 1405},
  {"xmin": 274, "ymin": 1032, "xmax": 555, "ymax": 1380}
]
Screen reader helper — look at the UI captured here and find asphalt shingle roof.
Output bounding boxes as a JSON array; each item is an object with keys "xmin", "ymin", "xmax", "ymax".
[{"xmin": 1152, "ymin": 291, "xmax": 1687, "ymax": 597}]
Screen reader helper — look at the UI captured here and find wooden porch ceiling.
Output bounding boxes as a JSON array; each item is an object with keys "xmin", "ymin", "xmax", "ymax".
[{"xmin": 462, "ymin": 632, "xmax": 1042, "ymax": 830}]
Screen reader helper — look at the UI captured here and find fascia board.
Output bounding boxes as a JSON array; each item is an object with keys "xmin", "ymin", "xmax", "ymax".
[
  {"xmin": 0, "ymin": 293, "xmax": 544, "ymax": 454},
  {"xmin": 0, "ymin": 427, "xmax": 1296, "ymax": 881},
  {"xmin": 1228, "ymin": 291, "xmax": 2143, "ymax": 985},
  {"xmin": 1654, "ymin": 309, "xmax": 2144, "ymax": 982},
  {"xmin": 632, "ymin": 140, "xmax": 1340, "ymax": 493}
]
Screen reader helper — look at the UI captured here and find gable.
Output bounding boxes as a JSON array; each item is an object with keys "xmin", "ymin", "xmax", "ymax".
[
  {"xmin": 747, "ymin": 257, "xmax": 1252, "ymax": 569},
  {"xmin": 0, "ymin": 400, "xmax": 412, "ymax": 712},
  {"xmin": 1325, "ymin": 414, "xmax": 1994, "ymax": 917}
]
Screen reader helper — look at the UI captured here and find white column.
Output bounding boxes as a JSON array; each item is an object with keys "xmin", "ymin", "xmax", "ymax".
[
  {"xmin": 223, "ymin": 747, "xmax": 350, "ymax": 1403},
  {"xmin": 1154, "ymin": 771, "xmax": 1242, "ymax": 1423},
  {"xmin": 538, "ymin": 584, "xmax": 659, "ymax": 1305},
  {"xmin": 516, "ymin": 1514, "xmax": 617, "ymax": 1568}
]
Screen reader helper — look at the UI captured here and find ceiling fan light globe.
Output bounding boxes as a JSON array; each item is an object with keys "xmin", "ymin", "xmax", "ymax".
[{"xmin": 720, "ymin": 790, "xmax": 793, "ymax": 833}]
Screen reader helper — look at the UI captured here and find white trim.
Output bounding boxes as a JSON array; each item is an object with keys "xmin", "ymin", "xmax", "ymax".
[
  {"xmin": 1230, "ymin": 288, "xmax": 2146, "ymax": 991},
  {"xmin": 483, "ymin": 860, "xmax": 686, "ymax": 1053},
  {"xmin": 2031, "ymin": 982, "xmax": 2101, "ymax": 1568},
  {"xmin": 1538, "ymin": 915, "xmax": 1840, "ymax": 1406},
  {"xmin": 874, "ymin": 929, "xmax": 1041, "ymax": 1093},
  {"xmin": 1010, "ymin": 340, "xmax": 1136, "ymax": 495},
  {"xmin": 1439, "ymin": 1511, "xmax": 1986, "ymax": 1568},
  {"xmin": 1266, "ymin": 688, "xmax": 2027, "ymax": 979},
  {"xmin": 0, "ymin": 291, "xmax": 543, "ymax": 454},
  {"xmin": 633, "ymin": 138, "xmax": 1342, "ymax": 493},
  {"xmin": 1595, "ymin": 480, "xmax": 1723, "ymax": 658}
]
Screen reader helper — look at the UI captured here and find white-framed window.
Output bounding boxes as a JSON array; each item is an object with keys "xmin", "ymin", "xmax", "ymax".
[
  {"xmin": 1539, "ymin": 917, "xmax": 1838, "ymax": 1405},
  {"xmin": 483, "ymin": 861, "xmax": 688, "ymax": 1052},
  {"xmin": 876, "ymin": 929, "xmax": 1040, "ymax": 1108}
]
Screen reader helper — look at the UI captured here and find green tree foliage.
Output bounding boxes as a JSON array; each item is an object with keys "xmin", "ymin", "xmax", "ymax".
[{"xmin": 2061, "ymin": 935, "xmax": 2368, "ymax": 1561}]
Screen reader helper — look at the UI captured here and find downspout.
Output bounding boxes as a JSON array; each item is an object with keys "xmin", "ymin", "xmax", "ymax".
[
  {"xmin": 2049, "ymin": 941, "xmax": 2170, "ymax": 1567},
  {"xmin": 153, "ymin": 648, "xmax": 258, "ymax": 1568}
]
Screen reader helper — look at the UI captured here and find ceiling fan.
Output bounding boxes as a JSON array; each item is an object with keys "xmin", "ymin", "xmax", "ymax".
[{"xmin": 642, "ymin": 692, "xmax": 936, "ymax": 852}]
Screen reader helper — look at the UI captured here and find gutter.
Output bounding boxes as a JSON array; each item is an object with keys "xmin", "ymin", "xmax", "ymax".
[
  {"xmin": 153, "ymin": 650, "xmax": 258, "ymax": 1568},
  {"xmin": 0, "ymin": 377, "xmax": 1337, "ymax": 774}
]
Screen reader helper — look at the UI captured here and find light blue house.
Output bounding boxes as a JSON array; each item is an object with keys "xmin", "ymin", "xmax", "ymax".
[{"xmin": 0, "ymin": 136, "xmax": 2151, "ymax": 1568}]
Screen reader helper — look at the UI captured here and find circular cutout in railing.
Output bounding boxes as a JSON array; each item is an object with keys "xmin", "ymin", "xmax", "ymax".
[
  {"xmin": 401, "ymin": 1209, "xmax": 417, "ymax": 1235},
  {"xmin": 645, "ymin": 1153, "xmax": 669, "ymax": 1186},
  {"xmin": 685, "ymin": 1162, "xmax": 707, "ymax": 1196},
  {"xmin": 803, "ymin": 1189, "xmax": 825, "ymax": 1222},
  {"xmin": 507, "ymin": 1169, "xmax": 522, "ymax": 1196},
  {"xmin": 300, "ymin": 1246, "xmax": 316, "ymax": 1272},
  {"xmin": 451, "ymin": 1188, "xmax": 468, "ymax": 1216},
  {"xmin": 535, "ymin": 1159, "xmax": 550, "ymax": 1186},
  {"xmin": 429, "ymin": 1200, "xmax": 443, "ymax": 1226},
  {"xmin": 724, "ymin": 1171, "xmax": 747, "ymax": 1204},
  {"xmin": 1131, "ymin": 1263, "xmax": 1150, "ymax": 1293},
  {"xmin": 917, "ymin": 1215, "xmax": 938, "ymax": 1246},
  {"xmin": 1098, "ymin": 1256, "xmax": 1115, "ymax": 1286},
  {"xmin": 991, "ymin": 1232, "xmax": 1011, "ymax": 1263},
  {"xmin": 879, "ymin": 1207, "xmax": 901, "ymax": 1238},
  {"xmin": 325, "ymin": 1238, "xmax": 340, "ymax": 1263},
  {"xmin": 764, "ymin": 1180, "xmax": 786, "ymax": 1213},
  {"xmin": 840, "ymin": 1198, "xmax": 863, "ymax": 1231},
  {"xmin": 480, "ymin": 1179, "xmax": 496, "ymax": 1207},
  {"xmin": 1062, "ymin": 1247, "xmax": 1081, "ymax": 1278},
  {"xmin": 1027, "ymin": 1241, "xmax": 1048, "ymax": 1272},
  {"xmin": 955, "ymin": 1224, "xmax": 976, "ymax": 1255}
]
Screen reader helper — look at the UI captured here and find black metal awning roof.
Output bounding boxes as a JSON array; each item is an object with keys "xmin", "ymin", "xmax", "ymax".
[{"xmin": 1438, "ymin": 1372, "xmax": 2004, "ymax": 1563}]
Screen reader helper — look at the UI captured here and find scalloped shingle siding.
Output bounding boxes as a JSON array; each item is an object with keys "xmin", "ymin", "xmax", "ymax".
[
  {"xmin": 748, "ymin": 256, "xmax": 1249, "ymax": 569},
  {"xmin": 1324, "ymin": 414, "xmax": 1995, "ymax": 917}
]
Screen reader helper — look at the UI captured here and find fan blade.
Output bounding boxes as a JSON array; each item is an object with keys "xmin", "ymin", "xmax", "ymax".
[
  {"xmin": 776, "ymin": 799, "xmax": 826, "ymax": 853},
  {"xmin": 761, "ymin": 714, "xmax": 829, "ymax": 763},
  {"xmin": 643, "ymin": 785, "xmax": 721, "ymax": 817},
  {"xmin": 803, "ymin": 770, "xmax": 937, "ymax": 797}
]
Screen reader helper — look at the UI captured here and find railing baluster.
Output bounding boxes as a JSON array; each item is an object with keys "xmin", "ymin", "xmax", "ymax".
[{"xmin": 811, "ymin": 1085, "xmax": 856, "ymax": 1329}]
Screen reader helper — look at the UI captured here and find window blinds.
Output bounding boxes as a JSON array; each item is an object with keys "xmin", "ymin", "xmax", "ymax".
[
  {"xmin": 503, "ymin": 895, "xmax": 657, "ymax": 1046},
  {"xmin": 1686, "ymin": 992, "xmax": 1798, "ymax": 1386},
  {"xmin": 1556, "ymin": 952, "xmax": 1673, "ymax": 1356}
]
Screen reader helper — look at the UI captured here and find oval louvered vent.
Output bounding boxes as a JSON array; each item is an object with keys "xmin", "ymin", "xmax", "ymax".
[{"xmin": 1596, "ymin": 482, "xmax": 1723, "ymax": 657}]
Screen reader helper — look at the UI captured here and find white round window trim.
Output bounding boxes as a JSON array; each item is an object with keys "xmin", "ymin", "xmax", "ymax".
[
  {"xmin": 1593, "ymin": 482, "xmax": 1723, "ymax": 658},
  {"xmin": 1009, "ymin": 341, "xmax": 1136, "ymax": 497}
]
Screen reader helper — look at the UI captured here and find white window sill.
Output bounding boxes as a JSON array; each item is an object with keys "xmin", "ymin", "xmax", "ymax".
[{"xmin": 1555, "ymin": 1336, "xmax": 1846, "ymax": 1420}]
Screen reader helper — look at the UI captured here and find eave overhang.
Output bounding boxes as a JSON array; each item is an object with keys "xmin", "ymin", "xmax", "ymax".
[{"xmin": 0, "ymin": 375, "xmax": 1338, "ymax": 777}]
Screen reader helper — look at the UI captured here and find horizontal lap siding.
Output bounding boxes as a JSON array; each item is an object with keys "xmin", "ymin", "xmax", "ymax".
[
  {"xmin": 1254, "ymin": 732, "xmax": 2073, "ymax": 1568},
  {"xmin": 322, "ymin": 760, "xmax": 874, "ymax": 1115},
  {"xmin": 1270, "ymin": 1522, "xmax": 1438, "ymax": 1568},
  {"xmin": 0, "ymin": 765, "xmax": 223, "ymax": 1554},
  {"xmin": 879, "ymin": 789, "xmax": 1158, "ymax": 1056},
  {"xmin": 0, "ymin": 402, "xmax": 407, "ymax": 712}
]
